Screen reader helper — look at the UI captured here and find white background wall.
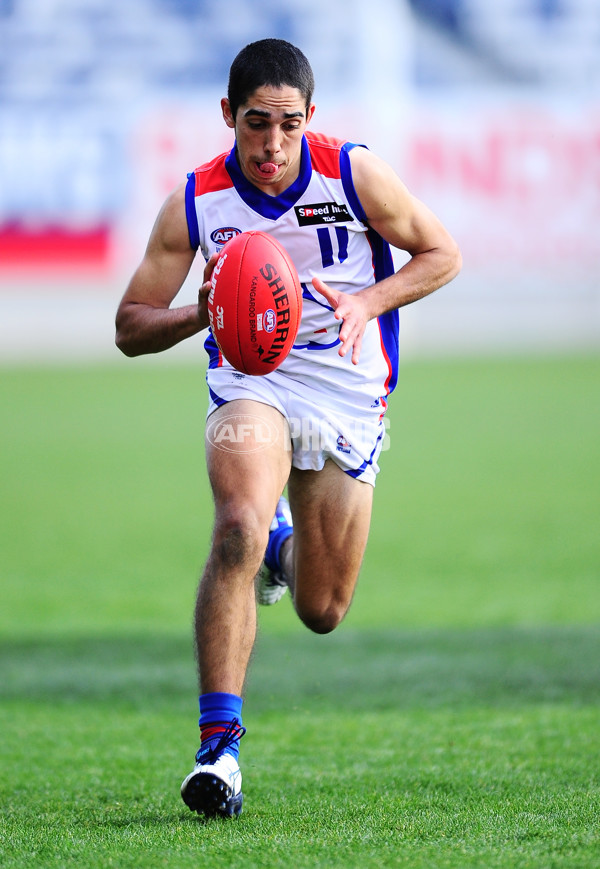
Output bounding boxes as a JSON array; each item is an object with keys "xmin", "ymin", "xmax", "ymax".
[{"xmin": 0, "ymin": 0, "xmax": 598, "ymax": 361}]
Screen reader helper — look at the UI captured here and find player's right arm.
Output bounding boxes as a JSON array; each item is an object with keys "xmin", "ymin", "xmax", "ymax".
[{"xmin": 115, "ymin": 183, "xmax": 213, "ymax": 357}]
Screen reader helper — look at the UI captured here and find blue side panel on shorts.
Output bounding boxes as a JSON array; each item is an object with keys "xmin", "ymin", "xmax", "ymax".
[
  {"xmin": 207, "ymin": 383, "xmax": 227, "ymax": 408},
  {"xmin": 345, "ymin": 423, "xmax": 385, "ymax": 479},
  {"xmin": 185, "ymin": 172, "xmax": 200, "ymax": 250},
  {"xmin": 225, "ymin": 137, "xmax": 312, "ymax": 220}
]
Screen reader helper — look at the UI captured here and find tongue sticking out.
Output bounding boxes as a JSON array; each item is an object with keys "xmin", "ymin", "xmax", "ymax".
[{"xmin": 258, "ymin": 162, "xmax": 279, "ymax": 175}]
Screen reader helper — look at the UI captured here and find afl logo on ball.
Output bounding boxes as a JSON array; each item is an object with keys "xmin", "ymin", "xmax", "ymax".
[
  {"xmin": 264, "ymin": 309, "xmax": 276, "ymax": 333},
  {"xmin": 210, "ymin": 226, "xmax": 242, "ymax": 247}
]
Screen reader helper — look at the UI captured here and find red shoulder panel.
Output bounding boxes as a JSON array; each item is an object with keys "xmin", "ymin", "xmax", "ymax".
[
  {"xmin": 305, "ymin": 131, "xmax": 346, "ymax": 179},
  {"xmin": 193, "ymin": 151, "xmax": 234, "ymax": 195}
]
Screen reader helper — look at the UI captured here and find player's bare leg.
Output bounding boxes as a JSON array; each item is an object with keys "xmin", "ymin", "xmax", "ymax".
[
  {"xmin": 195, "ymin": 400, "xmax": 291, "ymax": 694},
  {"xmin": 182, "ymin": 399, "xmax": 290, "ymax": 817},
  {"xmin": 286, "ymin": 460, "xmax": 373, "ymax": 633}
]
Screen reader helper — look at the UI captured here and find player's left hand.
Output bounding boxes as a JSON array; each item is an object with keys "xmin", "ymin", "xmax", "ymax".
[{"xmin": 312, "ymin": 276, "xmax": 370, "ymax": 365}]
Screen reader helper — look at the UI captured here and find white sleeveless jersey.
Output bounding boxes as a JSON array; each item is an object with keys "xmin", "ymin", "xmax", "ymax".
[{"xmin": 185, "ymin": 131, "xmax": 400, "ymax": 417}]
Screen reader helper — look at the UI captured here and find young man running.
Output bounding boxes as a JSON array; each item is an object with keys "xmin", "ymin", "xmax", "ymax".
[{"xmin": 116, "ymin": 38, "xmax": 461, "ymax": 818}]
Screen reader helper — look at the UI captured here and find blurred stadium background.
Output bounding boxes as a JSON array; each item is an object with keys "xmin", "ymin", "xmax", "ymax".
[{"xmin": 0, "ymin": 0, "xmax": 598, "ymax": 362}]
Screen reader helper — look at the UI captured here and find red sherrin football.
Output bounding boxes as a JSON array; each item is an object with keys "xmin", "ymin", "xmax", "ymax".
[{"xmin": 207, "ymin": 231, "xmax": 302, "ymax": 375}]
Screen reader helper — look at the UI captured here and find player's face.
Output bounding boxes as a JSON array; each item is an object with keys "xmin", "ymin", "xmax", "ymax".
[{"xmin": 222, "ymin": 85, "xmax": 315, "ymax": 196}]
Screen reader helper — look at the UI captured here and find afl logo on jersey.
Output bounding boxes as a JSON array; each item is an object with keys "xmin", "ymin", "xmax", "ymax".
[{"xmin": 210, "ymin": 227, "xmax": 242, "ymax": 248}]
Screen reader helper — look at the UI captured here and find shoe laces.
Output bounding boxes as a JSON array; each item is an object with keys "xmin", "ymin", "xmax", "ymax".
[
  {"xmin": 195, "ymin": 717, "xmax": 246, "ymax": 765},
  {"xmin": 266, "ymin": 568, "xmax": 287, "ymax": 589}
]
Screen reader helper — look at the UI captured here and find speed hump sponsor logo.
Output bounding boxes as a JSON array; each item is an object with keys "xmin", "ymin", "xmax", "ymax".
[
  {"xmin": 206, "ymin": 413, "xmax": 280, "ymax": 453},
  {"xmin": 295, "ymin": 202, "xmax": 352, "ymax": 226}
]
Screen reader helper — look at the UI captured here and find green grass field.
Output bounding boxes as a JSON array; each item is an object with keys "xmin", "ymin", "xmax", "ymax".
[{"xmin": 1, "ymin": 354, "xmax": 599, "ymax": 868}]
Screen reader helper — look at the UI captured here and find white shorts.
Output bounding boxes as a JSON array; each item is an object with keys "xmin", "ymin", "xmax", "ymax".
[{"xmin": 206, "ymin": 365, "xmax": 389, "ymax": 486}]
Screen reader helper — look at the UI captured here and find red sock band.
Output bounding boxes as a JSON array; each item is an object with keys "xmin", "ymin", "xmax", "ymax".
[{"xmin": 200, "ymin": 723, "xmax": 229, "ymax": 744}]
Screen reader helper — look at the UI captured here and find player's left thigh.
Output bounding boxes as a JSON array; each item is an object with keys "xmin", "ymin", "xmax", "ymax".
[{"xmin": 287, "ymin": 459, "xmax": 373, "ymax": 633}]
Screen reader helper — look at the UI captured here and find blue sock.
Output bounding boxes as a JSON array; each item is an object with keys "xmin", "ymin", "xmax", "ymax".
[
  {"xmin": 199, "ymin": 692, "xmax": 244, "ymax": 760},
  {"xmin": 265, "ymin": 523, "xmax": 293, "ymax": 572}
]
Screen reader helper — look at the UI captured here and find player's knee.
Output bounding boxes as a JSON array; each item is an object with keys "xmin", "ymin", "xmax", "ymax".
[
  {"xmin": 298, "ymin": 602, "xmax": 347, "ymax": 635},
  {"xmin": 212, "ymin": 508, "xmax": 267, "ymax": 572}
]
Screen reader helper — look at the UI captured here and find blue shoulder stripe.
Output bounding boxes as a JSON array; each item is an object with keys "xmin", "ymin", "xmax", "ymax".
[
  {"xmin": 185, "ymin": 172, "xmax": 200, "ymax": 250},
  {"xmin": 340, "ymin": 142, "xmax": 367, "ymax": 224}
]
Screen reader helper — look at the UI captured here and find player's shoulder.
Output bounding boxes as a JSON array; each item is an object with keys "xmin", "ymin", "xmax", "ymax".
[
  {"xmin": 305, "ymin": 131, "xmax": 372, "ymax": 181},
  {"xmin": 305, "ymin": 130, "xmax": 347, "ymax": 151},
  {"xmin": 305, "ymin": 131, "xmax": 349, "ymax": 179},
  {"xmin": 158, "ymin": 180, "xmax": 187, "ymax": 220},
  {"xmin": 188, "ymin": 149, "xmax": 234, "ymax": 196},
  {"xmin": 148, "ymin": 181, "xmax": 191, "ymax": 253}
]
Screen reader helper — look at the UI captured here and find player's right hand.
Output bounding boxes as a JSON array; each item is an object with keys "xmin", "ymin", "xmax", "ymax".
[
  {"xmin": 198, "ymin": 252, "xmax": 219, "ymax": 328},
  {"xmin": 312, "ymin": 276, "xmax": 370, "ymax": 366}
]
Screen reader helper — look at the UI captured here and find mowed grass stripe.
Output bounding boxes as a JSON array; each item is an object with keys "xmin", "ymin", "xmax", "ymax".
[{"xmin": 1, "ymin": 626, "xmax": 599, "ymax": 711}]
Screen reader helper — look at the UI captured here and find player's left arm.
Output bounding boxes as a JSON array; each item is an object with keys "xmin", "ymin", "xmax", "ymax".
[{"xmin": 313, "ymin": 146, "xmax": 462, "ymax": 364}]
